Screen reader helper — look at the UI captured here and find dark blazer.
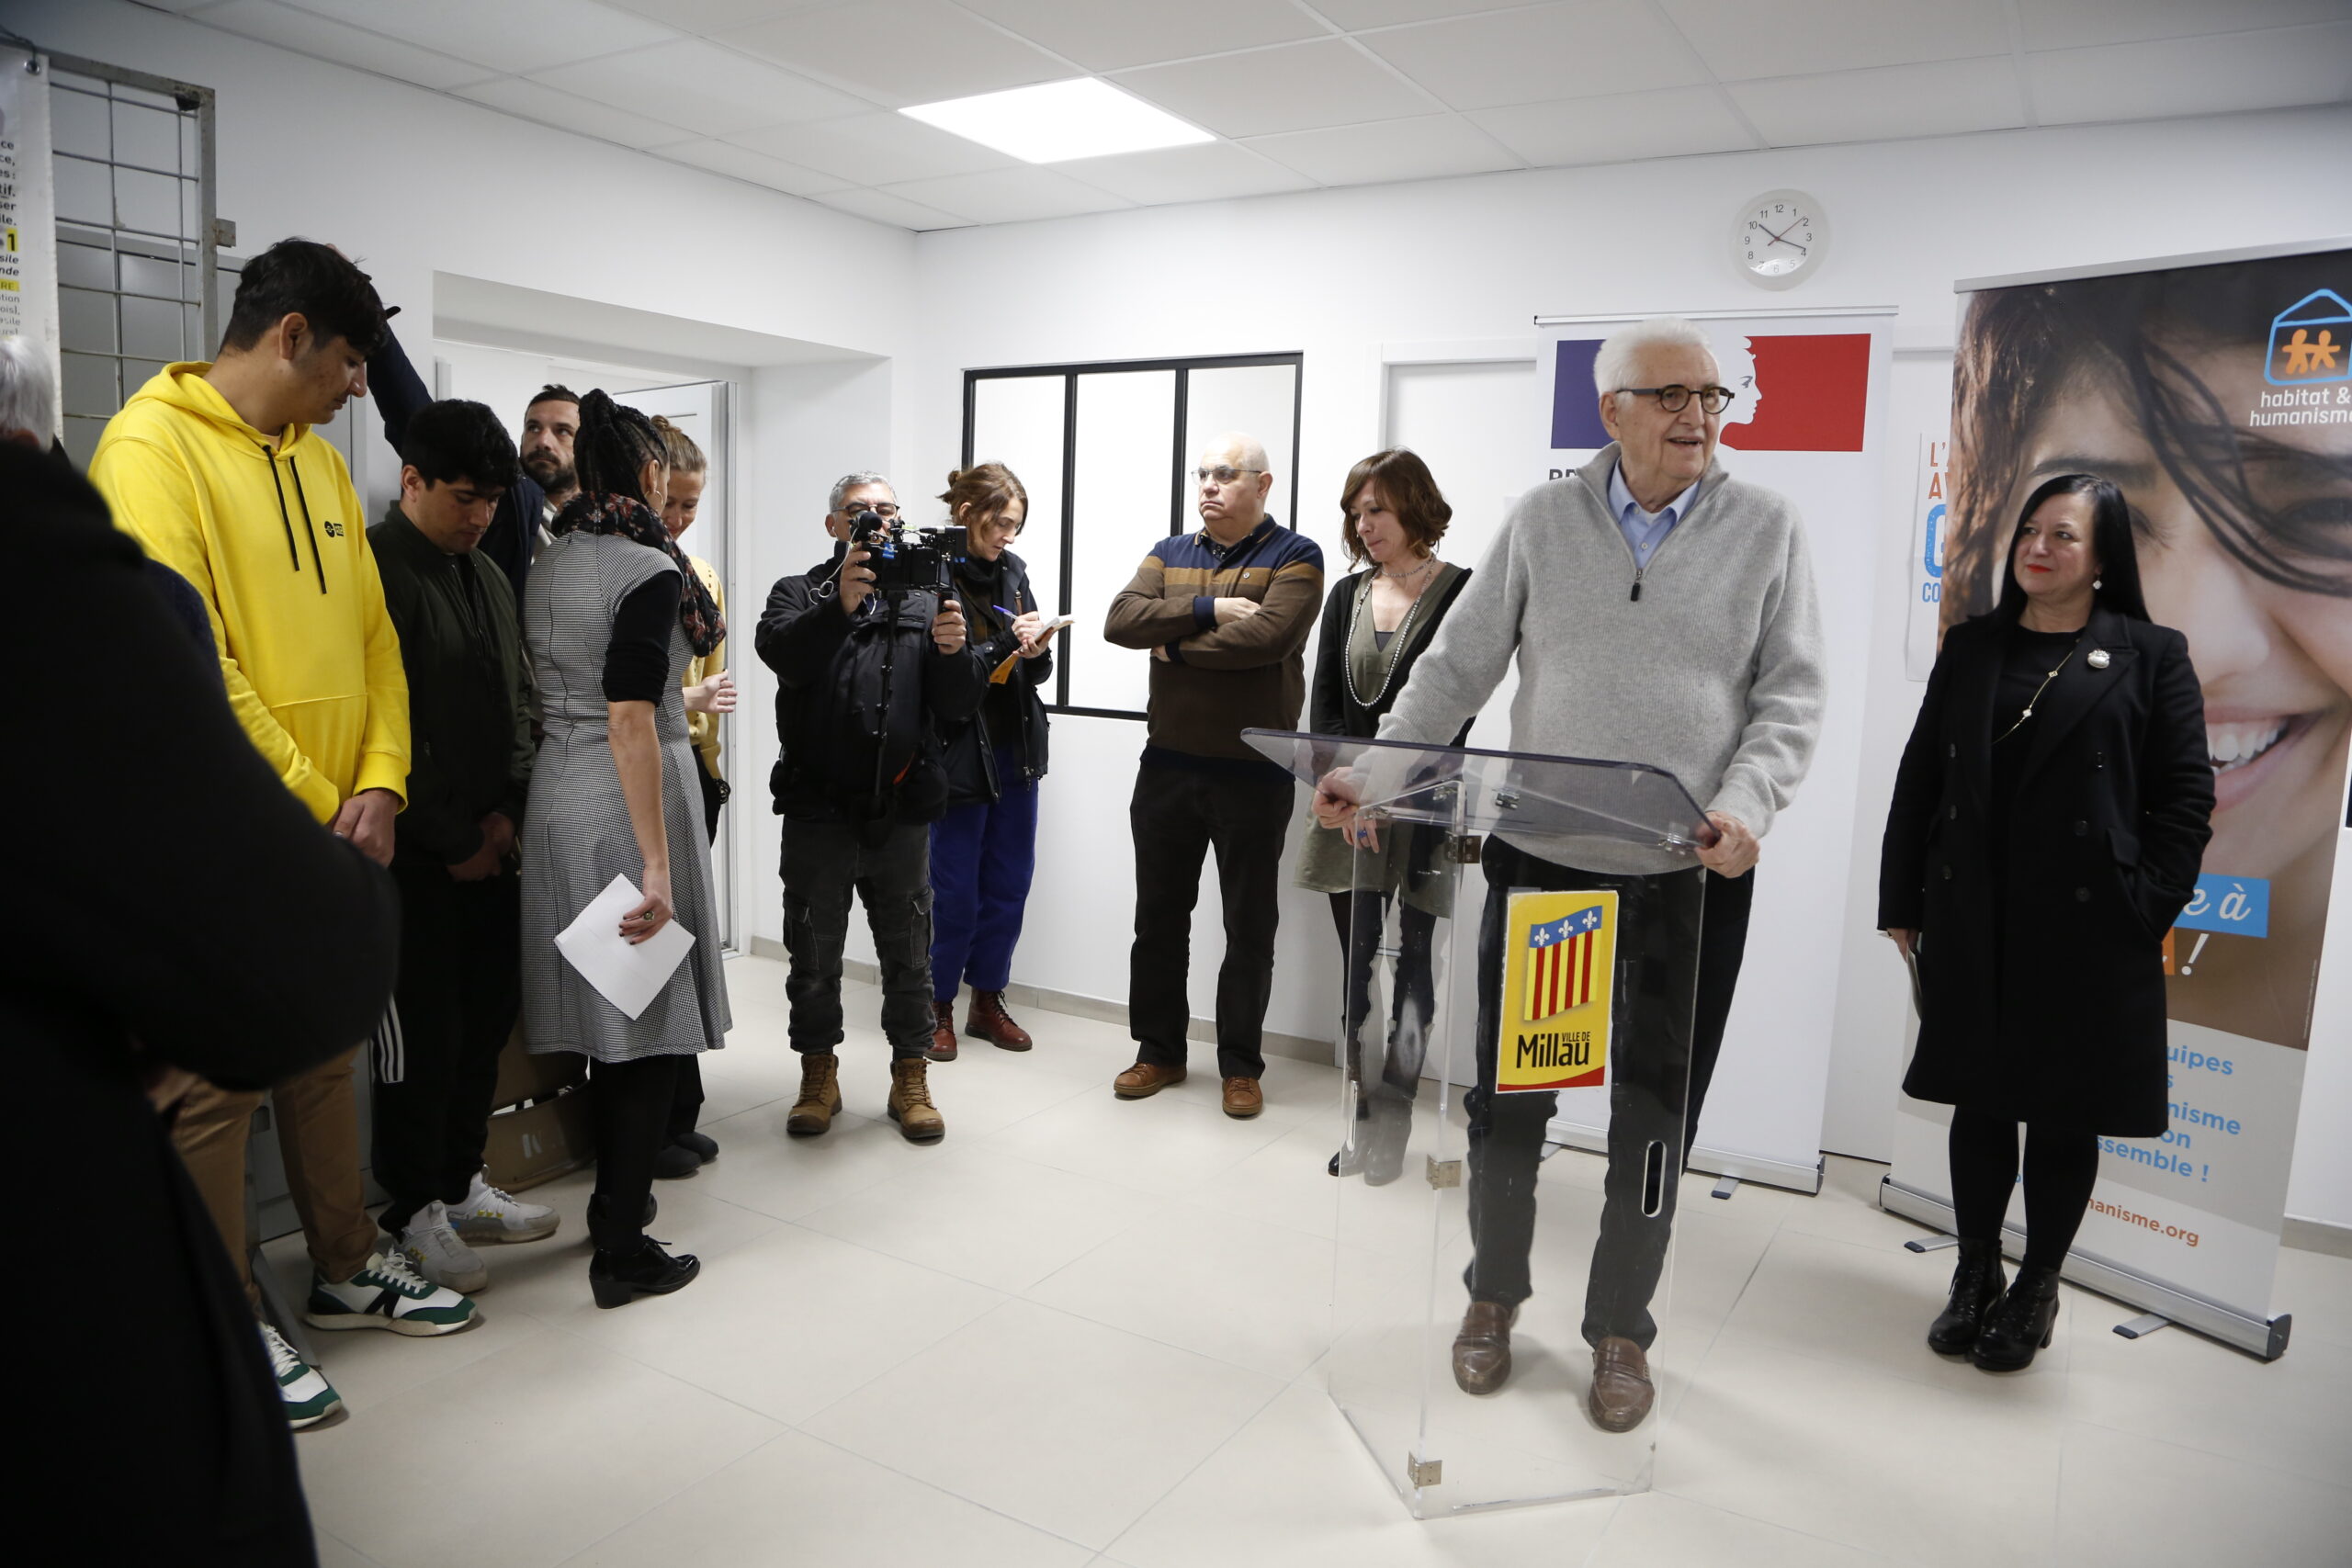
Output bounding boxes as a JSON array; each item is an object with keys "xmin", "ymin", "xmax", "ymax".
[{"xmin": 1879, "ymin": 605, "xmax": 2214, "ymax": 1134}]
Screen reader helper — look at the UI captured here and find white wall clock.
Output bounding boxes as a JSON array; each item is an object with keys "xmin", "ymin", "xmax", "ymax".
[{"xmin": 1733, "ymin": 188, "xmax": 1828, "ymax": 288}]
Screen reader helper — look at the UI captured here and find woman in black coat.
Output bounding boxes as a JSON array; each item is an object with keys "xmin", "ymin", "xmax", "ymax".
[{"xmin": 1880, "ymin": 473, "xmax": 2213, "ymax": 1371}]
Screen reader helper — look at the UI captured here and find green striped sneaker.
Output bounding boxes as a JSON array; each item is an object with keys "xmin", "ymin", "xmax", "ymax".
[
  {"xmin": 303, "ymin": 1250, "xmax": 480, "ymax": 1337},
  {"xmin": 259, "ymin": 1320, "xmax": 341, "ymax": 1429}
]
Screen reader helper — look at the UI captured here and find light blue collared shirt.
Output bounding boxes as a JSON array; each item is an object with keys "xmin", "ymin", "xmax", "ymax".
[{"xmin": 1608, "ymin": 460, "xmax": 1700, "ymax": 570}]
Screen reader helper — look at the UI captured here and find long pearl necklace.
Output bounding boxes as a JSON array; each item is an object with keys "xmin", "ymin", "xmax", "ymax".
[
  {"xmin": 1344, "ymin": 558, "xmax": 1440, "ymax": 709},
  {"xmin": 1993, "ymin": 637, "xmax": 2081, "ymax": 745}
]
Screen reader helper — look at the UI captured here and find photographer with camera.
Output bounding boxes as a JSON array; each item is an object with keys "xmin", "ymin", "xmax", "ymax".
[{"xmin": 757, "ymin": 473, "xmax": 988, "ymax": 1143}]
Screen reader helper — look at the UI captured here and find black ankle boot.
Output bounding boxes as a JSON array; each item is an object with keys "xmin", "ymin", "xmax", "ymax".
[
  {"xmin": 1972, "ymin": 1263, "xmax": 2062, "ymax": 1371},
  {"xmin": 1927, "ymin": 1239, "xmax": 2006, "ymax": 1355},
  {"xmin": 590, "ymin": 1236, "xmax": 700, "ymax": 1308},
  {"xmin": 1329, "ymin": 1097, "xmax": 1373, "ymax": 1178}
]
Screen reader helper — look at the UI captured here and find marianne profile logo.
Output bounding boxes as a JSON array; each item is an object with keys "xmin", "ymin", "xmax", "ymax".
[{"xmin": 2265, "ymin": 288, "xmax": 2349, "ymax": 387}]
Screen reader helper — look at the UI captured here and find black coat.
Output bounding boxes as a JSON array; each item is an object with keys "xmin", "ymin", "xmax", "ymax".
[
  {"xmin": 939, "ymin": 548, "xmax": 1052, "ymax": 806},
  {"xmin": 1879, "ymin": 606, "xmax": 2214, "ymax": 1134}
]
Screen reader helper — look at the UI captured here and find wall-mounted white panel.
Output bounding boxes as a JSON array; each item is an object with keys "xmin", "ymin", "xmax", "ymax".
[
  {"xmin": 1183, "ymin": 362, "xmax": 1301, "ymax": 526},
  {"xmin": 969, "ymin": 373, "xmax": 1069, "ymax": 624},
  {"xmin": 1069, "ymin": 368, "xmax": 1176, "ymax": 714}
]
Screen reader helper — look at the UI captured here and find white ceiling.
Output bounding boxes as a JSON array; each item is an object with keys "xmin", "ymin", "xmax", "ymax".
[{"xmin": 160, "ymin": 0, "xmax": 2352, "ymax": 230}]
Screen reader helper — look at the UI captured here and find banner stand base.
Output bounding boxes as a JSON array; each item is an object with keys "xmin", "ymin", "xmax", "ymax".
[
  {"xmin": 1878, "ymin": 1176, "xmax": 2292, "ymax": 1361},
  {"xmin": 2114, "ymin": 1313, "xmax": 2173, "ymax": 1341}
]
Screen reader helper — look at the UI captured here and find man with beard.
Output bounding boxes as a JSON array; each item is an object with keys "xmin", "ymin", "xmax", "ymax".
[{"xmin": 519, "ymin": 385, "xmax": 581, "ymax": 541}]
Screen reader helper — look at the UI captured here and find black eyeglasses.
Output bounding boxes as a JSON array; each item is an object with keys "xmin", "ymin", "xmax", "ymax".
[
  {"xmin": 1193, "ymin": 466, "xmax": 1263, "ymax": 487},
  {"xmin": 839, "ymin": 501, "xmax": 901, "ymax": 519},
  {"xmin": 1619, "ymin": 385, "xmax": 1735, "ymax": 414}
]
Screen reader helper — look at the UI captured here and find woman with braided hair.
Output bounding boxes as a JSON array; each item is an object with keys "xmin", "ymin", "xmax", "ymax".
[{"xmin": 519, "ymin": 389, "xmax": 730, "ymax": 1308}]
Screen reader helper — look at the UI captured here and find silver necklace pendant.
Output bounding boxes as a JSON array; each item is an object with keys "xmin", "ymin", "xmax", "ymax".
[{"xmin": 2087, "ymin": 649, "xmax": 2110, "ymax": 670}]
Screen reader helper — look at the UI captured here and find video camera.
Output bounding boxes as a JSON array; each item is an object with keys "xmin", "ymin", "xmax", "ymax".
[{"xmin": 850, "ymin": 511, "xmax": 967, "ymax": 596}]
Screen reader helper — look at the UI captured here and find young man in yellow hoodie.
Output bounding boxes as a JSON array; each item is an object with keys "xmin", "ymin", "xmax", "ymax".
[{"xmin": 92, "ymin": 239, "xmax": 479, "ymax": 1430}]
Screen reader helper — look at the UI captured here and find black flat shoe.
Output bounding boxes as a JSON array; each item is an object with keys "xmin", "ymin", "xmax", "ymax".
[
  {"xmin": 590, "ymin": 1238, "xmax": 701, "ymax": 1309},
  {"xmin": 673, "ymin": 1131, "xmax": 719, "ymax": 1162},
  {"xmin": 1972, "ymin": 1264, "xmax": 2062, "ymax": 1371},
  {"xmin": 651, "ymin": 1143, "xmax": 701, "ymax": 1180},
  {"xmin": 1927, "ymin": 1239, "xmax": 2006, "ymax": 1356}
]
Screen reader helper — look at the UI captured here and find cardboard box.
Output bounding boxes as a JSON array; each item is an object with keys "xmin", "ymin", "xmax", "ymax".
[
  {"xmin": 492, "ymin": 1023, "xmax": 586, "ymax": 1111},
  {"xmin": 482, "ymin": 1087, "xmax": 594, "ymax": 1191}
]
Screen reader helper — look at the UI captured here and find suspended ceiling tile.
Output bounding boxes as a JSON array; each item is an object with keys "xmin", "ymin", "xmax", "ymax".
[
  {"xmin": 1728, "ymin": 56, "xmax": 2027, "ymax": 147},
  {"xmin": 531, "ymin": 38, "xmax": 874, "ymax": 138},
  {"xmin": 727, "ymin": 110, "xmax": 1021, "ymax": 185},
  {"xmin": 1468, "ymin": 85, "xmax": 1756, "ymax": 165},
  {"xmin": 880, "ymin": 166, "xmax": 1137, "ymax": 224},
  {"xmin": 2026, "ymin": 21, "xmax": 2352, "ymax": 124},
  {"xmin": 1362, "ymin": 2, "xmax": 1711, "ymax": 111},
  {"xmin": 453, "ymin": 77, "xmax": 698, "ymax": 150},
  {"xmin": 2019, "ymin": 0, "xmax": 2352, "ymax": 51},
  {"xmin": 1057, "ymin": 141, "xmax": 1317, "ymax": 204},
  {"xmin": 1652, "ymin": 0, "xmax": 2014, "ymax": 81},
  {"xmin": 812, "ymin": 186, "xmax": 977, "ymax": 231},
  {"xmin": 659, "ymin": 137, "xmax": 854, "ymax": 197},
  {"xmin": 277, "ymin": 0, "xmax": 680, "ymax": 75},
  {"xmin": 192, "ymin": 0, "xmax": 496, "ymax": 91},
  {"xmin": 1246, "ymin": 113, "xmax": 1522, "ymax": 186},
  {"xmin": 955, "ymin": 0, "xmax": 1329, "ymax": 72},
  {"xmin": 1112, "ymin": 39, "xmax": 1436, "ymax": 139},
  {"xmin": 1310, "ymin": 0, "xmax": 1528, "ymax": 26},
  {"xmin": 719, "ymin": 0, "xmax": 1072, "ymax": 107},
  {"xmin": 598, "ymin": 0, "xmax": 839, "ymax": 33}
]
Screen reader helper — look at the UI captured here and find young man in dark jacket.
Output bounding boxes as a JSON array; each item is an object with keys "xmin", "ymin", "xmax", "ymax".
[
  {"xmin": 755, "ymin": 472, "xmax": 987, "ymax": 1143},
  {"xmin": 368, "ymin": 400, "xmax": 559, "ymax": 1291}
]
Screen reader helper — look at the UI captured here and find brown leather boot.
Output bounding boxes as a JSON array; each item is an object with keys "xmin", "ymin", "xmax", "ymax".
[
  {"xmin": 785, "ymin": 1052, "xmax": 842, "ymax": 1137},
  {"xmin": 888, "ymin": 1056, "xmax": 945, "ymax": 1143},
  {"xmin": 1452, "ymin": 1301, "xmax": 1517, "ymax": 1394},
  {"xmin": 1589, "ymin": 1336, "xmax": 1654, "ymax": 1432},
  {"xmin": 965, "ymin": 989, "xmax": 1033, "ymax": 1051},
  {"xmin": 926, "ymin": 998, "xmax": 958, "ymax": 1063}
]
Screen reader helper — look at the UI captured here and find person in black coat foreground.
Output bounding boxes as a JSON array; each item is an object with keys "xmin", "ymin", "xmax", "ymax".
[
  {"xmin": 3, "ymin": 443, "xmax": 401, "ymax": 1565},
  {"xmin": 1880, "ymin": 473, "xmax": 2213, "ymax": 1371}
]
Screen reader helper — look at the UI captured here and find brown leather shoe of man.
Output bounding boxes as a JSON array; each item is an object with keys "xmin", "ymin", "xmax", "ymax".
[
  {"xmin": 965, "ymin": 989, "xmax": 1033, "ymax": 1051},
  {"xmin": 785, "ymin": 1053, "xmax": 842, "ymax": 1137},
  {"xmin": 888, "ymin": 1056, "xmax": 945, "ymax": 1143},
  {"xmin": 1221, "ymin": 1076, "xmax": 1263, "ymax": 1119},
  {"xmin": 926, "ymin": 998, "xmax": 958, "ymax": 1063},
  {"xmin": 1453, "ymin": 1301, "xmax": 1517, "ymax": 1394},
  {"xmin": 1589, "ymin": 1336, "xmax": 1654, "ymax": 1432},
  {"xmin": 1114, "ymin": 1062, "xmax": 1186, "ymax": 1099}
]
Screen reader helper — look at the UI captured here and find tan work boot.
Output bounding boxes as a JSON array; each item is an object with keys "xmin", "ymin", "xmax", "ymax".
[
  {"xmin": 786, "ymin": 1052, "xmax": 842, "ymax": 1136},
  {"xmin": 887, "ymin": 1056, "xmax": 945, "ymax": 1143}
]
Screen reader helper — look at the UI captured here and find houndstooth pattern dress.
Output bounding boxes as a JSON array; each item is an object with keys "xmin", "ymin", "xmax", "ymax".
[{"xmin": 520, "ymin": 532, "xmax": 729, "ymax": 1062}]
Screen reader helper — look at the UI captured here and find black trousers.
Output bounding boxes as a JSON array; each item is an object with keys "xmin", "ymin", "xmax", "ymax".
[
  {"xmin": 782, "ymin": 816, "xmax": 936, "ymax": 1060},
  {"xmin": 374, "ymin": 862, "xmax": 521, "ymax": 1235},
  {"xmin": 1329, "ymin": 891, "xmax": 1438, "ymax": 1100},
  {"xmin": 667, "ymin": 761, "xmax": 725, "ymax": 1141},
  {"xmin": 1463, "ymin": 837, "xmax": 1755, "ymax": 1349},
  {"xmin": 1128, "ymin": 762, "xmax": 1294, "ymax": 1080}
]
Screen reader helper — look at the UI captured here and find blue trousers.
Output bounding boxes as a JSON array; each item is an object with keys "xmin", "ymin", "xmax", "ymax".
[{"xmin": 929, "ymin": 746, "xmax": 1040, "ymax": 1001}]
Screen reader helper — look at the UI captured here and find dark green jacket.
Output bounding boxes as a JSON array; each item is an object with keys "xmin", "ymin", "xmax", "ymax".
[{"xmin": 368, "ymin": 503, "xmax": 532, "ymax": 868}]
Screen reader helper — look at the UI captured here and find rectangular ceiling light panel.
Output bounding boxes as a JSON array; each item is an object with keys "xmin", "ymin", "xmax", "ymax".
[{"xmin": 901, "ymin": 77, "xmax": 1212, "ymax": 164}]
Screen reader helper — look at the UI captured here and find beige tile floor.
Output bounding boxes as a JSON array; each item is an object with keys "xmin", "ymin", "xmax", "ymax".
[{"xmin": 275, "ymin": 954, "xmax": 2352, "ymax": 1568}]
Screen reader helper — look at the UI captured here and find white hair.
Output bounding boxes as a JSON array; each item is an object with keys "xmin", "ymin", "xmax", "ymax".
[
  {"xmin": 0, "ymin": 335, "xmax": 58, "ymax": 444},
  {"xmin": 1592, "ymin": 317, "xmax": 1715, "ymax": 401},
  {"xmin": 829, "ymin": 470, "xmax": 892, "ymax": 513}
]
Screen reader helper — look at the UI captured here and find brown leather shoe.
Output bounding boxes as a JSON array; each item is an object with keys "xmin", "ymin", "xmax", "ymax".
[
  {"xmin": 888, "ymin": 1056, "xmax": 945, "ymax": 1143},
  {"xmin": 965, "ymin": 989, "xmax": 1033, "ymax": 1051},
  {"xmin": 785, "ymin": 1052, "xmax": 842, "ymax": 1136},
  {"xmin": 1114, "ymin": 1061, "xmax": 1186, "ymax": 1099},
  {"xmin": 926, "ymin": 998, "xmax": 958, "ymax": 1063},
  {"xmin": 1589, "ymin": 1336, "xmax": 1654, "ymax": 1432},
  {"xmin": 1453, "ymin": 1301, "xmax": 1517, "ymax": 1394},
  {"xmin": 1221, "ymin": 1076, "xmax": 1263, "ymax": 1119}
]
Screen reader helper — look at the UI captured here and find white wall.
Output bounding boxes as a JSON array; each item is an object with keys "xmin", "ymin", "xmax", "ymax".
[{"xmin": 903, "ymin": 106, "xmax": 2352, "ymax": 1225}]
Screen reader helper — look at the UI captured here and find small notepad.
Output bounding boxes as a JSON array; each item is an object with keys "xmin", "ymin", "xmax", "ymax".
[{"xmin": 555, "ymin": 874, "xmax": 695, "ymax": 1021}]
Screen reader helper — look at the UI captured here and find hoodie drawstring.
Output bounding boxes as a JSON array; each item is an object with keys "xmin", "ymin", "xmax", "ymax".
[
  {"xmin": 261, "ymin": 439, "xmax": 300, "ymax": 573},
  {"xmin": 287, "ymin": 458, "xmax": 327, "ymax": 595},
  {"xmin": 259, "ymin": 438, "xmax": 329, "ymax": 594}
]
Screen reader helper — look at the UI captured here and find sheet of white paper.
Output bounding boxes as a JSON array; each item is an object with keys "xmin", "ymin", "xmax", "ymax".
[{"xmin": 554, "ymin": 874, "xmax": 695, "ymax": 1021}]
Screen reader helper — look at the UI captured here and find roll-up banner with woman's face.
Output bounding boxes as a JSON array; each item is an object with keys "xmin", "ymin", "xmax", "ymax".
[{"xmin": 1901, "ymin": 246, "xmax": 2352, "ymax": 1325}]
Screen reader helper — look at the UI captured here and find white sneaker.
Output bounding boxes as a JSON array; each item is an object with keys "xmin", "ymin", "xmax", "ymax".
[
  {"xmin": 447, "ymin": 1170, "xmax": 560, "ymax": 1245},
  {"xmin": 396, "ymin": 1201, "xmax": 489, "ymax": 1293},
  {"xmin": 259, "ymin": 1319, "xmax": 341, "ymax": 1428},
  {"xmin": 304, "ymin": 1249, "xmax": 480, "ymax": 1337}
]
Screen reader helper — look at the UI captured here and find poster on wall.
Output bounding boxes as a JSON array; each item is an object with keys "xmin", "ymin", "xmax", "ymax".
[
  {"xmin": 1536, "ymin": 314, "xmax": 1888, "ymax": 1185},
  {"xmin": 0, "ymin": 49, "xmax": 58, "ymax": 434},
  {"xmin": 1885, "ymin": 243, "xmax": 2352, "ymax": 1348},
  {"xmin": 1905, "ymin": 434, "xmax": 1950, "ymax": 681}
]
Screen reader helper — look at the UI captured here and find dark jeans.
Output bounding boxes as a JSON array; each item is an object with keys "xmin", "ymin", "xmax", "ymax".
[
  {"xmin": 589, "ymin": 1053, "xmax": 681, "ymax": 1250},
  {"xmin": 1329, "ymin": 890, "xmax": 1438, "ymax": 1100},
  {"xmin": 1463, "ymin": 838, "xmax": 1756, "ymax": 1350},
  {"xmin": 782, "ymin": 816, "xmax": 936, "ymax": 1060},
  {"xmin": 375, "ymin": 862, "xmax": 521, "ymax": 1236},
  {"xmin": 1128, "ymin": 761, "xmax": 1294, "ymax": 1080},
  {"xmin": 930, "ymin": 744, "xmax": 1040, "ymax": 999}
]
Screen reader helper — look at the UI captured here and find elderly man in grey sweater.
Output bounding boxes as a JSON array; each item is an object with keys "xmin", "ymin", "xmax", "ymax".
[{"xmin": 1326, "ymin": 316, "xmax": 1826, "ymax": 1434}]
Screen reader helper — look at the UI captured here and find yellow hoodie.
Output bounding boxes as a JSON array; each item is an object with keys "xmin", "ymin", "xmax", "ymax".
[{"xmin": 92, "ymin": 364, "xmax": 409, "ymax": 824}]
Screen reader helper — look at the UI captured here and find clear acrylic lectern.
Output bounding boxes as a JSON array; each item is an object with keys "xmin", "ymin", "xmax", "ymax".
[{"xmin": 1246, "ymin": 730, "xmax": 1714, "ymax": 1517}]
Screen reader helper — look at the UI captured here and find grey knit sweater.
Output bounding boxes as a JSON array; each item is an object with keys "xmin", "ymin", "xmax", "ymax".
[{"xmin": 1376, "ymin": 444, "xmax": 1826, "ymax": 874}]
